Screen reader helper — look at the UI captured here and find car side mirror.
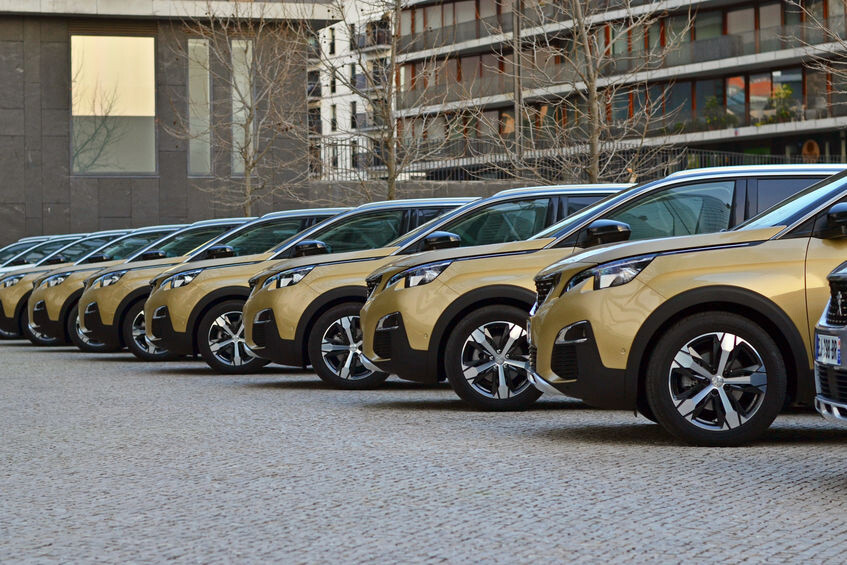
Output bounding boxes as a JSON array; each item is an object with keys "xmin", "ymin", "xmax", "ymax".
[
  {"xmin": 292, "ymin": 240, "xmax": 329, "ymax": 257},
  {"xmin": 576, "ymin": 220, "xmax": 632, "ymax": 248},
  {"xmin": 205, "ymin": 245, "xmax": 235, "ymax": 260},
  {"xmin": 44, "ymin": 254, "xmax": 66, "ymax": 265},
  {"xmin": 422, "ymin": 231, "xmax": 461, "ymax": 251},
  {"xmin": 84, "ymin": 253, "xmax": 110, "ymax": 263},
  {"xmin": 820, "ymin": 203, "xmax": 847, "ymax": 239},
  {"xmin": 139, "ymin": 249, "xmax": 166, "ymax": 261},
  {"xmin": 8, "ymin": 258, "xmax": 27, "ymax": 266}
]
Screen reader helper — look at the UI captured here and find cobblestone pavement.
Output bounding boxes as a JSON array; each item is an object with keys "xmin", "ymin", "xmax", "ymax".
[{"xmin": 2, "ymin": 341, "xmax": 847, "ymax": 563}]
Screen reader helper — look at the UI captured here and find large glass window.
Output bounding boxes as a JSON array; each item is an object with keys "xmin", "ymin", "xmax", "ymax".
[
  {"xmin": 666, "ymin": 82, "xmax": 692, "ymax": 124},
  {"xmin": 726, "ymin": 75, "xmax": 746, "ymax": 124},
  {"xmin": 231, "ymin": 39, "xmax": 253, "ymax": 176},
  {"xmin": 188, "ymin": 38, "xmax": 211, "ymax": 176},
  {"xmin": 749, "ymin": 73, "xmax": 773, "ymax": 123},
  {"xmin": 442, "ymin": 198, "xmax": 552, "ymax": 247},
  {"xmin": 726, "ymin": 7, "xmax": 755, "ymax": 35},
  {"xmin": 695, "ymin": 78, "xmax": 723, "ymax": 120},
  {"xmin": 312, "ymin": 210, "xmax": 406, "ymax": 253},
  {"xmin": 605, "ymin": 181, "xmax": 735, "ymax": 240},
  {"xmin": 71, "ymin": 36, "xmax": 156, "ymax": 174},
  {"xmin": 695, "ymin": 11, "xmax": 723, "ymax": 40}
]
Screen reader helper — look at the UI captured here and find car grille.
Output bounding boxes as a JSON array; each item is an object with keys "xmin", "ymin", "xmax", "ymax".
[
  {"xmin": 551, "ymin": 343, "xmax": 578, "ymax": 380},
  {"xmin": 534, "ymin": 274, "xmax": 558, "ymax": 310},
  {"xmin": 818, "ymin": 364, "xmax": 847, "ymax": 403},
  {"xmin": 373, "ymin": 330, "xmax": 392, "ymax": 359},
  {"xmin": 366, "ymin": 275, "xmax": 382, "ymax": 298},
  {"xmin": 826, "ymin": 280, "xmax": 847, "ymax": 326}
]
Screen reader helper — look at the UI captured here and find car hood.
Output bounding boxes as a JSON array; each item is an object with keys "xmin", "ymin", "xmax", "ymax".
[
  {"xmin": 98, "ymin": 255, "xmax": 188, "ymax": 277},
  {"xmin": 536, "ymin": 227, "xmax": 783, "ymax": 279},
  {"xmin": 155, "ymin": 252, "xmax": 271, "ymax": 280},
  {"xmin": 45, "ymin": 259, "xmax": 126, "ymax": 277},
  {"xmin": 250, "ymin": 247, "xmax": 400, "ymax": 283},
  {"xmin": 0, "ymin": 261, "xmax": 75, "ymax": 280},
  {"xmin": 367, "ymin": 239, "xmax": 555, "ymax": 280}
]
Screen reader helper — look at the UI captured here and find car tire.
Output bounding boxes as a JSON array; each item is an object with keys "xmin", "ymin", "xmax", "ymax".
[
  {"xmin": 444, "ymin": 305, "xmax": 541, "ymax": 411},
  {"xmin": 645, "ymin": 312, "xmax": 786, "ymax": 447},
  {"xmin": 0, "ymin": 326, "xmax": 21, "ymax": 339},
  {"xmin": 67, "ymin": 301, "xmax": 119, "ymax": 353},
  {"xmin": 307, "ymin": 302, "xmax": 389, "ymax": 389},
  {"xmin": 197, "ymin": 300, "xmax": 269, "ymax": 374},
  {"xmin": 122, "ymin": 300, "xmax": 179, "ymax": 361},
  {"xmin": 22, "ymin": 307, "xmax": 61, "ymax": 346}
]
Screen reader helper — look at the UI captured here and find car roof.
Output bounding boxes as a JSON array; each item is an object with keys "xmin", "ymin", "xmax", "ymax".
[
  {"xmin": 663, "ymin": 164, "xmax": 846, "ymax": 180},
  {"xmin": 354, "ymin": 198, "xmax": 475, "ymax": 210},
  {"xmin": 189, "ymin": 217, "xmax": 255, "ymax": 227},
  {"xmin": 259, "ymin": 208, "xmax": 350, "ymax": 219},
  {"xmin": 493, "ymin": 184, "xmax": 631, "ymax": 197}
]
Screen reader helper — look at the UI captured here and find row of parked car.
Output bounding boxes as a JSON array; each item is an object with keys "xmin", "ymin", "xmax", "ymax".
[{"xmin": 4, "ymin": 164, "xmax": 847, "ymax": 446}]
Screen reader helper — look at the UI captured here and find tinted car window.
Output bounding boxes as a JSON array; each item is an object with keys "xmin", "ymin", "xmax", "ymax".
[
  {"xmin": 17, "ymin": 239, "xmax": 76, "ymax": 264},
  {"xmin": 154, "ymin": 226, "xmax": 236, "ymax": 258},
  {"xmin": 415, "ymin": 207, "xmax": 449, "ymax": 226},
  {"xmin": 54, "ymin": 237, "xmax": 119, "ymax": 262},
  {"xmin": 0, "ymin": 241, "xmax": 42, "ymax": 263},
  {"xmin": 314, "ymin": 210, "xmax": 406, "ymax": 253},
  {"xmin": 220, "ymin": 219, "xmax": 305, "ymax": 257},
  {"xmin": 93, "ymin": 231, "xmax": 174, "ymax": 261},
  {"xmin": 605, "ymin": 181, "xmax": 735, "ymax": 240},
  {"xmin": 565, "ymin": 196, "xmax": 601, "ymax": 215},
  {"xmin": 443, "ymin": 198, "xmax": 552, "ymax": 247},
  {"xmin": 756, "ymin": 177, "xmax": 821, "ymax": 213}
]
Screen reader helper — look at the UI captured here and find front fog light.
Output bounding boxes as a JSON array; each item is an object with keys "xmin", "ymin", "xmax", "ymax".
[
  {"xmin": 377, "ymin": 312, "xmax": 400, "ymax": 330},
  {"xmin": 555, "ymin": 321, "xmax": 590, "ymax": 345}
]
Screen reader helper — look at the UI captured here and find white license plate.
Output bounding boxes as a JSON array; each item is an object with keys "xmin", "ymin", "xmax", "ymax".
[{"xmin": 816, "ymin": 334, "xmax": 841, "ymax": 365}]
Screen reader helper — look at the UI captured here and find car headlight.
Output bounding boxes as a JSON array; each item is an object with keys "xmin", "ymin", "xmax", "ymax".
[
  {"xmin": 565, "ymin": 255, "xmax": 655, "ymax": 293},
  {"xmin": 161, "ymin": 269, "xmax": 202, "ymax": 290},
  {"xmin": 92, "ymin": 270, "xmax": 127, "ymax": 288},
  {"xmin": 386, "ymin": 260, "xmax": 452, "ymax": 289},
  {"xmin": 40, "ymin": 272, "xmax": 71, "ymax": 288},
  {"xmin": 261, "ymin": 266, "xmax": 314, "ymax": 290},
  {"xmin": 1, "ymin": 274, "xmax": 24, "ymax": 288}
]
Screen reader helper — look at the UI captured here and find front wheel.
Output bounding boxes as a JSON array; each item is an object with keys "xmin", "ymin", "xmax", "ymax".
[
  {"xmin": 307, "ymin": 303, "xmax": 388, "ymax": 389},
  {"xmin": 122, "ymin": 300, "xmax": 179, "ymax": 361},
  {"xmin": 197, "ymin": 300, "xmax": 269, "ymax": 374},
  {"xmin": 68, "ymin": 302, "xmax": 119, "ymax": 353},
  {"xmin": 444, "ymin": 305, "xmax": 541, "ymax": 411},
  {"xmin": 22, "ymin": 307, "xmax": 61, "ymax": 346},
  {"xmin": 645, "ymin": 312, "xmax": 786, "ymax": 447}
]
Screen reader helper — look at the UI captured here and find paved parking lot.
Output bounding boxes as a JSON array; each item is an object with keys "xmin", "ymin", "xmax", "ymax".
[{"xmin": 2, "ymin": 341, "xmax": 847, "ymax": 562}]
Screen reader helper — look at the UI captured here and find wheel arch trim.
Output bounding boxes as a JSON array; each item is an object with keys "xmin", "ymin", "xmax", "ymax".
[{"xmin": 296, "ymin": 285, "xmax": 369, "ymax": 367}]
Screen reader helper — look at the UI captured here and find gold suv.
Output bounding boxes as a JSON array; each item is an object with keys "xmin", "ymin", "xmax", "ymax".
[
  {"xmin": 361, "ymin": 165, "xmax": 844, "ymax": 411},
  {"xmin": 145, "ymin": 199, "xmax": 468, "ymax": 373},
  {"xmin": 0, "ymin": 230, "xmax": 130, "ymax": 341},
  {"xmin": 530, "ymin": 169, "xmax": 847, "ymax": 446},
  {"xmin": 242, "ymin": 185, "xmax": 624, "ymax": 385},
  {"xmin": 76, "ymin": 217, "xmax": 253, "ymax": 358},
  {"xmin": 26, "ymin": 225, "xmax": 185, "ymax": 349}
]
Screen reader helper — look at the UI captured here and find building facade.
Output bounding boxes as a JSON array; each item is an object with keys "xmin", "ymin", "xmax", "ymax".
[{"xmin": 0, "ymin": 1, "xmax": 335, "ymax": 243}]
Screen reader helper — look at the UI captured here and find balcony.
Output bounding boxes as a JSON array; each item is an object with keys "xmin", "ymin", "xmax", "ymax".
[
  {"xmin": 355, "ymin": 27, "xmax": 391, "ymax": 50},
  {"xmin": 397, "ymin": 74, "xmax": 513, "ymax": 110},
  {"xmin": 354, "ymin": 112, "xmax": 387, "ymax": 131},
  {"xmin": 400, "ymin": 13, "xmax": 512, "ymax": 54}
]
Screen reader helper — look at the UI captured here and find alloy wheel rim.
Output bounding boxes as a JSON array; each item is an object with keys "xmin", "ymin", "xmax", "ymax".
[
  {"xmin": 131, "ymin": 310, "xmax": 166, "ymax": 355},
  {"xmin": 74, "ymin": 314, "xmax": 103, "ymax": 347},
  {"xmin": 207, "ymin": 310, "xmax": 258, "ymax": 367},
  {"xmin": 320, "ymin": 315, "xmax": 372, "ymax": 380},
  {"xmin": 460, "ymin": 321, "xmax": 532, "ymax": 400},
  {"xmin": 668, "ymin": 332, "xmax": 767, "ymax": 431}
]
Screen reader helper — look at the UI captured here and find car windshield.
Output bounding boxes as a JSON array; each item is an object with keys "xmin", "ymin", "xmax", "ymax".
[
  {"xmin": 8, "ymin": 238, "xmax": 77, "ymax": 265},
  {"xmin": 41, "ymin": 235, "xmax": 123, "ymax": 264},
  {"xmin": 144, "ymin": 225, "xmax": 237, "ymax": 259},
  {"xmin": 214, "ymin": 218, "xmax": 306, "ymax": 257},
  {"xmin": 0, "ymin": 241, "xmax": 42, "ymax": 263},
  {"xmin": 529, "ymin": 184, "xmax": 648, "ymax": 240},
  {"xmin": 737, "ymin": 170, "xmax": 847, "ymax": 231},
  {"xmin": 87, "ymin": 231, "xmax": 175, "ymax": 262}
]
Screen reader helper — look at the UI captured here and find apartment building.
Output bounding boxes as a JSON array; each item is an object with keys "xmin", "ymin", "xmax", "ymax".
[{"xmin": 389, "ymin": 0, "xmax": 847, "ymax": 179}]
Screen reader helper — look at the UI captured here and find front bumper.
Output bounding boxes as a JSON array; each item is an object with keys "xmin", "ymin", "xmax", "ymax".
[
  {"xmin": 147, "ymin": 305, "xmax": 194, "ymax": 356},
  {"xmin": 366, "ymin": 312, "xmax": 436, "ymax": 383},
  {"xmin": 81, "ymin": 302, "xmax": 121, "ymax": 349},
  {"xmin": 248, "ymin": 308, "xmax": 305, "ymax": 366},
  {"xmin": 31, "ymin": 300, "xmax": 66, "ymax": 342}
]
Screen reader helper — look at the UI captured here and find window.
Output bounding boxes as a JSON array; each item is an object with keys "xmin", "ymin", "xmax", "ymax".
[
  {"xmin": 54, "ymin": 236, "xmax": 117, "ymax": 262},
  {"xmin": 349, "ymin": 24, "xmax": 356, "ymax": 49},
  {"xmin": 726, "ymin": 75, "xmax": 746, "ymax": 124},
  {"xmin": 331, "ymin": 143, "xmax": 339, "ymax": 167},
  {"xmin": 152, "ymin": 226, "xmax": 234, "ymax": 258},
  {"xmin": 329, "ymin": 27, "xmax": 336, "ymax": 54},
  {"xmin": 0, "ymin": 242, "xmax": 41, "ymax": 264},
  {"xmin": 331, "ymin": 105, "xmax": 338, "ymax": 131},
  {"xmin": 330, "ymin": 69, "xmax": 337, "ymax": 94},
  {"xmin": 350, "ymin": 63, "xmax": 356, "ymax": 82},
  {"xmin": 749, "ymin": 73, "xmax": 772, "ymax": 122},
  {"xmin": 566, "ymin": 196, "xmax": 601, "ymax": 215},
  {"xmin": 400, "ymin": 11, "xmax": 412, "ymax": 36},
  {"xmin": 231, "ymin": 39, "xmax": 253, "ymax": 176},
  {"xmin": 759, "ymin": 3, "xmax": 782, "ymax": 30},
  {"xmin": 217, "ymin": 219, "xmax": 305, "ymax": 256},
  {"xmin": 756, "ymin": 178, "xmax": 823, "ymax": 213},
  {"xmin": 695, "ymin": 78, "xmax": 723, "ymax": 120},
  {"xmin": 18, "ymin": 239, "xmax": 76, "ymax": 264},
  {"xmin": 666, "ymin": 82, "xmax": 692, "ymax": 123},
  {"xmin": 442, "ymin": 198, "xmax": 552, "ymax": 247},
  {"xmin": 187, "ymin": 38, "xmax": 211, "ymax": 176},
  {"xmin": 312, "ymin": 210, "xmax": 406, "ymax": 253},
  {"xmin": 351, "ymin": 140, "xmax": 359, "ymax": 168},
  {"xmin": 726, "ymin": 7, "xmax": 755, "ymax": 35},
  {"xmin": 605, "ymin": 181, "xmax": 735, "ymax": 240},
  {"xmin": 71, "ymin": 35, "xmax": 156, "ymax": 174},
  {"xmin": 94, "ymin": 231, "xmax": 175, "ymax": 261},
  {"xmin": 351, "ymin": 101, "xmax": 358, "ymax": 128},
  {"xmin": 695, "ymin": 11, "xmax": 723, "ymax": 40}
]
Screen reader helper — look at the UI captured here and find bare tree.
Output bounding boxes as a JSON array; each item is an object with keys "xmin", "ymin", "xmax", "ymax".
[
  {"xmin": 313, "ymin": 0, "xmax": 466, "ymax": 200},
  {"xmin": 164, "ymin": 1, "xmax": 315, "ymax": 215}
]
